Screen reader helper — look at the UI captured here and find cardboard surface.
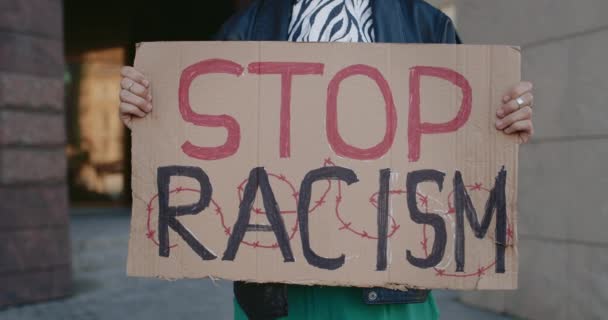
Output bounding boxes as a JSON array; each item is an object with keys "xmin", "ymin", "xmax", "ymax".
[{"xmin": 127, "ymin": 42, "xmax": 520, "ymax": 290}]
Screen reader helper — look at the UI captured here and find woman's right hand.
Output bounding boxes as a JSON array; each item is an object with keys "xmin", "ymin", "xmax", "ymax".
[{"xmin": 119, "ymin": 66, "xmax": 152, "ymax": 129}]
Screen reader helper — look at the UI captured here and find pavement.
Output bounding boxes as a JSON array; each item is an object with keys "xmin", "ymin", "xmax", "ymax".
[{"xmin": 0, "ymin": 210, "xmax": 513, "ymax": 320}]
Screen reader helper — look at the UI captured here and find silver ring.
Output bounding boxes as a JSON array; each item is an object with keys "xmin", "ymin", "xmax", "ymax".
[
  {"xmin": 515, "ymin": 96, "xmax": 526, "ymax": 109},
  {"xmin": 127, "ymin": 81, "xmax": 135, "ymax": 92}
]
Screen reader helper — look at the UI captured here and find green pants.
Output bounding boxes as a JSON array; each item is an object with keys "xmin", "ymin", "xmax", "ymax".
[{"xmin": 234, "ymin": 285, "xmax": 439, "ymax": 320}]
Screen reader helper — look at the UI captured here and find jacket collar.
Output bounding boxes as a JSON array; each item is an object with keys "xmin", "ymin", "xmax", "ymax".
[
  {"xmin": 251, "ymin": 0, "xmax": 408, "ymax": 43},
  {"xmin": 372, "ymin": 0, "xmax": 407, "ymax": 43},
  {"xmin": 252, "ymin": 0, "xmax": 293, "ymax": 41}
]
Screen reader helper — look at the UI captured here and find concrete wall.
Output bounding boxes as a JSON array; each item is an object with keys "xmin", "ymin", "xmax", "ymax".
[
  {"xmin": 428, "ymin": 0, "xmax": 608, "ymax": 319},
  {"xmin": 0, "ymin": 0, "xmax": 71, "ymax": 306}
]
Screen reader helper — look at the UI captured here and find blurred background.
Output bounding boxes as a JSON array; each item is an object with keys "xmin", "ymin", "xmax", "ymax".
[{"xmin": 0, "ymin": 0, "xmax": 606, "ymax": 319}]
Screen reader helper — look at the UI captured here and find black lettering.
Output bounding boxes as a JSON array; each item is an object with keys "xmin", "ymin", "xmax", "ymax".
[
  {"xmin": 376, "ymin": 169, "xmax": 390, "ymax": 271},
  {"xmin": 222, "ymin": 167, "xmax": 294, "ymax": 262},
  {"xmin": 157, "ymin": 166, "xmax": 216, "ymax": 260},
  {"xmin": 454, "ymin": 167, "xmax": 507, "ymax": 273},
  {"xmin": 298, "ymin": 166, "xmax": 358, "ymax": 270},
  {"xmin": 406, "ymin": 170, "xmax": 447, "ymax": 269}
]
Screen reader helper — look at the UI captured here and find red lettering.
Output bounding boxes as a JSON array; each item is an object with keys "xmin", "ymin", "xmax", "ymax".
[
  {"xmin": 179, "ymin": 59, "xmax": 243, "ymax": 160},
  {"xmin": 326, "ymin": 64, "xmax": 397, "ymax": 160},
  {"xmin": 248, "ymin": 62, "xmax": 324, "ymax": 158},
  {"xmin": 408, "ymin": 66, "xmax": 472, "ymax": 162}
]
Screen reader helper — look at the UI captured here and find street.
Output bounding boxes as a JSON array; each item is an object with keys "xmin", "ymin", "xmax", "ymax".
[{"xmin": 1, "ymin": 211, "xmax": 512, "ymax": 320}]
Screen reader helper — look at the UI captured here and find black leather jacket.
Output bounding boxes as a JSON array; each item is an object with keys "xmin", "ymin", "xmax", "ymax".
[{"xmin": 214, "ymin": 0, "xmax": 461, "ymax": 319}]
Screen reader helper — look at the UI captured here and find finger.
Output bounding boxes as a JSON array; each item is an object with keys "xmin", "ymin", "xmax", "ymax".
[
  {"xmin": 120, "ymin": 102, "xmax": 147, "ymax": 118},
  {"xmin": 496, "ymin": 106, "xmax": 532, "ymax": 130},
  {"xmin": 502, "ymin": 81, "xmax": 533, "ymax": 103},
  {"xmin": 120, "ymin": 89, "xmax": 152, "ymax": 112},
  {"xmin": 121, "ymin": 78, "xmax": 150, "ymax": 101},
  {"xmin": 497, "ymin": 92, "xmax": 534, "ymax": 118},
  {"xmin": 504, "ymin": 119, "xmax": 533, "ymax": 135},
  {"xmin": 121, "ymin": 66, "xmax": 150, "ymax": 88},
  {"xmin": 518, "ymin": 132, "xmax": 532, "ymax": 144},
  {"xmin": 120, "ymin": 112, "xmax": 133, "ymax": 130}
]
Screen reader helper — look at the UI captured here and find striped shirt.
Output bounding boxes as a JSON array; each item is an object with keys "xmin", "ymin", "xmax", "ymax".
[{"xmin": 288, "ymin": 0, "xmax": 375, "ymax": 43}]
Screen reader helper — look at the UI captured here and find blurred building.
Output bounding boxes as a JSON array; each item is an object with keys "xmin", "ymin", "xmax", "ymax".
[
  {"xmin": 64, "ymin": 1, "xmax": 234, "ymax": 205},
  {"xmin": 428, "ymin": 0, "xmax": 608, "ymax": 319},
  {"xmin": 1, "ymin": 0, "xmax": 235, "ymax": 307}
]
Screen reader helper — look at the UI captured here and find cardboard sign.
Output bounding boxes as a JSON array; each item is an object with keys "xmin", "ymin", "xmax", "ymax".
[{"xmin": 127, "ymin": 42, "xmax": 520, "ymax": 290}]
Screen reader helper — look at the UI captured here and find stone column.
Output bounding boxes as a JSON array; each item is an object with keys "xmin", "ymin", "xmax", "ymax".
[{"xmin": 0, "ymin": 0, "xmax": 71, "ymax": 306}]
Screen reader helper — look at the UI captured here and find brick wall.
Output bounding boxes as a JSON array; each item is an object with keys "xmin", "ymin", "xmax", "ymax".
[{"xmin": 0, "ymin": 0, "xmax": 71, "ymax": 306}]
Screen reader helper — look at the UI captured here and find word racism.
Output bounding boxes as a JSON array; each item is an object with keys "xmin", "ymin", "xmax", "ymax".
[
  {"xmin": 128, "ymin": 42, "xmax": 520, "ymax": 289},
  {"xmin": 158, "ymin": 165, "xmax": 508, "ymax": 273}
]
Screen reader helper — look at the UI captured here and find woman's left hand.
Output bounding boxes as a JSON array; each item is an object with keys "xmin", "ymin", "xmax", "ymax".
[{"xmin": 495, "ymin": 81, "xmax": 535, "ymax": 144}]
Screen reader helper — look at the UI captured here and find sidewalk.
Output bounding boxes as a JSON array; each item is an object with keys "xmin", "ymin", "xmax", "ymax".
[{"xmin": 0, "ymin": 211, "xmax": 513, "ymax": 320}]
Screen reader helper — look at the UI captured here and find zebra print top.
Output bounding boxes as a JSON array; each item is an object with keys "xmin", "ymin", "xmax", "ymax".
[{"xmin": 288, "ymin": 0, "xmax": 375, "ymax": 43}]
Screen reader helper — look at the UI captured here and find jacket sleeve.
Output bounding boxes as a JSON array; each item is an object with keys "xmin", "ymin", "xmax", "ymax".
[{"xmin": 435, "ymin": 14, "xmax": 462, "ymax": 44}]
